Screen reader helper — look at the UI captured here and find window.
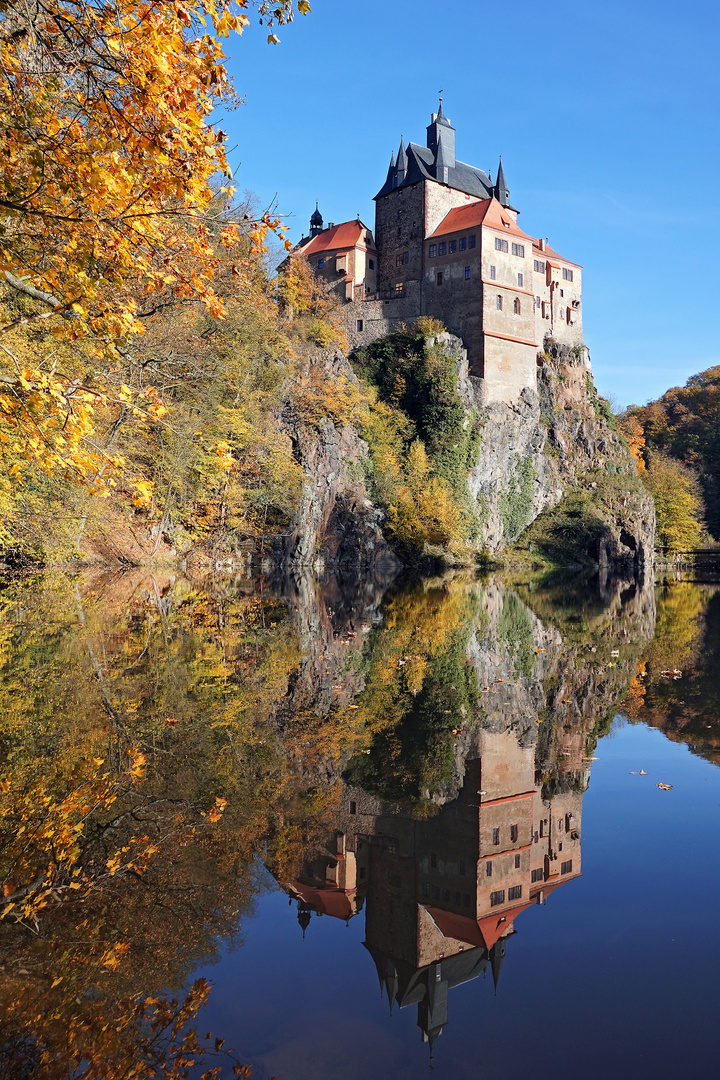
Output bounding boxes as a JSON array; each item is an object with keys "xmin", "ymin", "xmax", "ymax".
[
  {"xmin": 349, "ymin": 800, "xmax": 357, "ymax": 814},
  {"xmin": 540, "ymin": 820, "xmax": 546, "ymax": 837},
  {"xmin": 355, "ymin": 320, "xmax": 363, "ymax": 333},
  {"xmin": 490, "ymin": 890, "xmax": 505, "ymax": 907},
  {"xmin": 492, "ymin": 828, "xmax": 500, "ymax": 845},
  {"xmin": 562, "ymin": 268, "xmax": 574, "ymax": 281},
  {"xmin": 463, "ymin": 893, "xmax": 472, "ymax": 907},
  {"xmin": 511, "ymin": 242, "xmax": 525, "ymax": 257},
  {"xmin": 454, "ymin": 891, "xmax": 461, "ymax": 905},
  {"xmin": 438, "ymin": 242, "xmax": 446, "ymax": 256},
  {"xmin": 534, "ymin": 831, "xmax": 539, "ymax": 844},
  {"xmin": 517, "ymin": 273, "xmax": 523, "ymax": 287},
  {"xmin": 531, "ymin": 867, "xmax": 544, "ymax": 883},
  {"xmin": 495, "ymin": 237, "xmax": 508, "ymax": 252},
  {"xmin": 318, "ymin": 258, "xmax": 324, "ymax": 269},
  {"xmin": 465, "ymin": 266, "xmax": 471, "ymax": 279},
  {"xmin": 496, "ymin": 295, "xmax": 503, "ymax": 311},
  {"xmin": 560, "ymin": 289, "xmax": 564, "ymax": 297},
  {"xmin": 508, "ymin": 885, "xmax": 522, "ymax": 901},
  {"xmin": 514, "ymin": 854, "xmax": 521, "ymax": 869},
  {"xmin": 436, "ymin": 271, "xmax": 443, "ymax": 285},
  {"xmin": 513, "ymin": 298, "xmax": 521, "ymax": 315},
  {"xmin": 430, "ymin": 852, "xmax": 437, "ymax": 869},
  {"xmin": 368, "ymin": 258, "xmax": 375, "ymax": 270},
  {"xmin": 534, "ymin": 259, "xmax": 545, "ymax": 273},
  {"xmin": 449, "ymin": 240, "xmax": 457, "ymax": 253},
  {"xmin": 422, "ymin": 881, "xmax": 430, "ymax": 897},
  {"xmin": 510, "ymin": 824, "xmax": 519, "ymax": 842},
  {"xmin": 561, "ymin": 860, "xmax": 573, "ymax": 875},
  {"xmin": 489, "ymin": 265, "xmax": 496, "ymax": 280},
  {"xmin": 559, "ymin": 307, "xmax": 564, "ymax": 319},
  {"xmin": 542, "ymin": 301, "xmax": 551, "ymax": 319},
  {"xmin": 486, "ymin": 861, "xmax": 493, "ymax": 877},
  {"xmin": 429, "ymin": 244, "xmax": 437, "ymax": 258},
  {"xmin": 459, "ymin": 861, "xmax": 466, "ymax": 876},
  {"xmin": 468, "ymin": 235, "xmax": 476, "ymax": 249},
  {"xmin": 459, "ymin": 237, "xmax": 467, "ymax": 251},
  {"xmin": 443, "ymin": 889, "xmax": 451, "ymax": 902},
  {"xmin": 432, "ymin": 884, "xmax": 440, "ymax": 899},
  {"xmin": 395, "ymin": 251, "xmax": 408, "ymax": 266},
  {"xmin": 536, "ymin": 296, "xmax": 541, "ymax": 308}
]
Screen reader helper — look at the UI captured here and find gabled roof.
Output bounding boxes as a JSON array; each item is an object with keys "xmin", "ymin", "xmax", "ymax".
[
  {"xmin": 532, "ymin": 239, "xmax": 582, "ymax": 270},
  {"xmin": 298, "ymin": 220, "xmax": 375, "ymax": 257},
  {"xmin": 375, "ymin": 140, "xmax": 492, "ymax": 201},
  {"xmin": 427, "ymin": 198, "xmax": 534, "ymax": 242}
]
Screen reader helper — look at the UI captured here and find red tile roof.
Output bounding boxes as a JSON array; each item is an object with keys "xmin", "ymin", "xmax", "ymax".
[
  {"xmin": 286, "ymin": 880, "xmax": 356, "ymax": 921},
  {"xmin": 532, "ymin": 240, "xmax": 582, "ymax": 269},
  {"xmin": 299, "ymin": 220, "xmax": 375, "ymax": 257},
  {"xmin": 428, "ymin": 197, "xmax": 534, "ymax": 242}
]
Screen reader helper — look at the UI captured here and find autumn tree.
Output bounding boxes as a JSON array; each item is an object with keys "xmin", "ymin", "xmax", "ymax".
[
  {"xmin": 645, "ymin": 450, "xmax": 705, "ymax": 552},
  {"xmin": 0, "ymin": 0, "xmax": 309, "ymax": 491}
]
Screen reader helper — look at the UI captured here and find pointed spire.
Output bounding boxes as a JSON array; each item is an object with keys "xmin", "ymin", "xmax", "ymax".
[
  {"xmin": 490, "ymin": 938, "xmax": 507, "ymax": 994},
  {"xmin": 309, "ymin": 202, "xmax": 323, "ymax": 237},
  {"xmin": 494, "ymin": 156, "xmax": 510, "ymax": 207},
  {"xmin": 396, "ymin": 135, "xmax": 408, "ymax": 179}
]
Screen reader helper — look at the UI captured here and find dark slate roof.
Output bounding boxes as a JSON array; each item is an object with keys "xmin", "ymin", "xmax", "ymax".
[{"xmin": 375, "ymin": 140, "xmax": 492, "ymax": 200}]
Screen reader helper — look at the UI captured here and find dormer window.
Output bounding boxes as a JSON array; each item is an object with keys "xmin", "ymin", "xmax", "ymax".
[{"xmin": 318, "ymin": 258, "xmax": 324, "ymax": 269}]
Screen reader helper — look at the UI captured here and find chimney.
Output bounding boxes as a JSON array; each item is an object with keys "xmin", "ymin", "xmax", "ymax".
[{"xmin": 540, "ymin": 238, "xmax": 546, "ymax": 252}]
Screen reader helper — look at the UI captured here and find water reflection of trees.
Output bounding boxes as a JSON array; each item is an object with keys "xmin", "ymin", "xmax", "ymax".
[
  {"xmin": 272, "ymin": 572, "xmax": 658, "ymax": 1056},
  {"xmin": 623, "ymin": 580, "xmax": 720, "ymax": 765},
  {"xmin": 0, "ymin": 567, "xmax": 657, "ymax": 1076}
]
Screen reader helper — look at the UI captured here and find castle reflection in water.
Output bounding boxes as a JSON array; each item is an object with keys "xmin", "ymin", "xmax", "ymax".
[{"xmin": 279, "ymin": 722, "xmax": 587, "ymax": 1051}]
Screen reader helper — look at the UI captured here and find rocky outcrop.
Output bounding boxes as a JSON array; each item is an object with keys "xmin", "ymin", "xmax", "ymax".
[
  {"xmin": 280, "ymin": 353, "xmax": 401, "ymax": 574},
  {"xmin": 456, "ymin": 336, "xmax": 655, "ymax": 570},
  {"xmin": 279, "ymin": 334, "xmax": 653, "ymax": 575}
]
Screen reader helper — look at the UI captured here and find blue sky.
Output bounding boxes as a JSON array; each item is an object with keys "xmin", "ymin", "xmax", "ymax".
[{"xmin": 218, "ymin": 0, "xmax": 720, "ymax": 408}]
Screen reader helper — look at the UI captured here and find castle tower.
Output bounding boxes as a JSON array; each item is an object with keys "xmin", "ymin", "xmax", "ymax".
[
  {"xmin": 426, "ymin": 98, "xmax": 456, "ymax": 183},
  {"xmin": 309, "ymin": 203, "xmax": 324, "ymax": 238},
  {"xmin": 493, "ymin": 157, "xmax": 510, "ymax": 207}
]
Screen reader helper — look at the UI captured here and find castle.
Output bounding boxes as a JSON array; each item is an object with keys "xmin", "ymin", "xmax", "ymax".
[{"xmin": 292, "ymin": 101, "xmax": 584, "ymax": 405}]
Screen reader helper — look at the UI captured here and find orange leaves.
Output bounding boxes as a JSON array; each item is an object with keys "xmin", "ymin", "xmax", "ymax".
[{"xmin": 206, "ymin": 796, "xmax": 228, "ymax": 823}]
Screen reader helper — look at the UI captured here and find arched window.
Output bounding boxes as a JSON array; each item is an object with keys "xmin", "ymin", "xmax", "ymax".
[
  {"xmin": 513, "ymin": 297, "xmax": 521, "ymax": 314},
  {"xmin": 496, "ymin": 295, "xmax": 503, "ymax": 310}
]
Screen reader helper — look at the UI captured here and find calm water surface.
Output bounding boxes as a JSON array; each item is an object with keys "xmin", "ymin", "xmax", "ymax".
[{"xmin": 1, "ymin": 568, "xmax": 719, "ymax": 1079}]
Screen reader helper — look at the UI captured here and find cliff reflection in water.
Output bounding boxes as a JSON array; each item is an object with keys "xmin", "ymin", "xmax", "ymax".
[
  {"xmin": 0, "ymin": 564, "xmax": 657, "ymax": 1076},
  {"xmin": 275, "ymin": 573, "xmax": 656, "ymax": 1052}
]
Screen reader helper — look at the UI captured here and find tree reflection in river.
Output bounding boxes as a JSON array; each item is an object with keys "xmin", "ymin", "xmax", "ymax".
[{"xmin": 0, "ymin": 566, "xmax": 661, "ymax": 1076}]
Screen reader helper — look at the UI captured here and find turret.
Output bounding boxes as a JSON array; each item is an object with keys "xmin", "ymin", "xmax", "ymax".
[
  {"xmin": 309, "ymin": 202, "xmax": 324, "ymax": 238},
  {"xmin": 395, "ymin": 136, "xmax": 408, "ymax": 186},
  {"xmin": 494, "ymin": 157, "xmax": 510, "ymax": 207},
  {"xmin": 426, "ymin": 98, "xmax": 455, "ymax": 182}
]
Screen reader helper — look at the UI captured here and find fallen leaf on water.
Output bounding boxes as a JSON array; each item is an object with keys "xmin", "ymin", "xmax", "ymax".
[
  {"xmin": 657, "ymin": 783, "xmax": 674, "ymax": 790},
  {"xmin": 629, "ymin": 771, "xmax": 637, "ymax": 774},
  {"xmin": 639, "ymin": 770, "xmax": 647, "ymax": 775}
]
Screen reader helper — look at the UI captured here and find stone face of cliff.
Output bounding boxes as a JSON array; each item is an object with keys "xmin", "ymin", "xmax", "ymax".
[
  {"xmin": 281, "ymin": 335, "xmax": 654, "ymax": 573},
  {"xmin": 460, "ymin": 337, "xmax": 655, "ymax": 570},
  {"xmin": 280, "ymin": 352, "xmax": 401, "ymax": 574}
]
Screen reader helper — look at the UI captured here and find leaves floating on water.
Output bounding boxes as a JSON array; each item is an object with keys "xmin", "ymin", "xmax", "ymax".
[{"xmin": 657, "ymin": 783, "xmax": 674, "ymax": 790}]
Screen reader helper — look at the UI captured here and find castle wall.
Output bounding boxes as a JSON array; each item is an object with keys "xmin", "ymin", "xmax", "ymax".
[
  {"xmin": 374, "ymin": 182, "xmax": 426, "ymax": 291},
  {"xmin": 532, "ymin": 253, "xmax": 583, "ymax": 349}
]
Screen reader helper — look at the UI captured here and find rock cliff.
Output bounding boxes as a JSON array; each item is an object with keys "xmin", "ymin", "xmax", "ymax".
[{"xmin": 281, "ymin": 334, "xmax": 654, "ymax": 574}]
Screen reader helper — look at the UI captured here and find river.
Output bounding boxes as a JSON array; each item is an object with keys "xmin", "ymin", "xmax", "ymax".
[{"xmin": 0, "ymin": 567, "xmax": 718, "ymax": 1079}]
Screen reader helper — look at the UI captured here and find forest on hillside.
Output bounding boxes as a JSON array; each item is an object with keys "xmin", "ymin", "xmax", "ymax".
[
  {"xmin": 0, "ymin": 0, "xmax": 485, "ymax": 566},
  {"xmin": 620, "ymin": 369, "xmax": 720, "ymax": 549}
]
